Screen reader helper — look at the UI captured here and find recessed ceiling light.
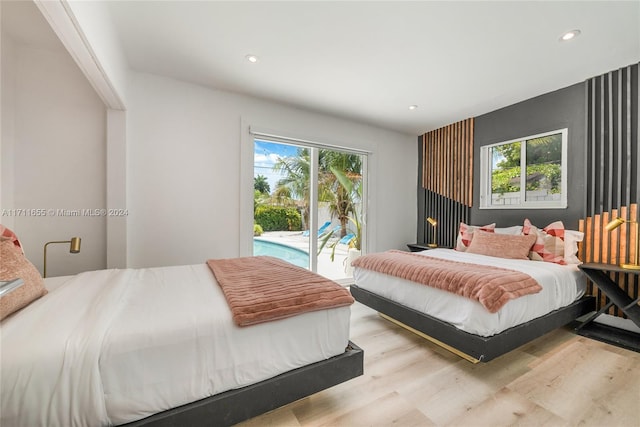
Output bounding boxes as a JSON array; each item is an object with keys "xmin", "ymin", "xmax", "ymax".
[
  {"xmin": 560, "ymin": 30, "xmax": 581, "ymax": 41},
  {"xmin": 245, "ymin": 54, "xmax": 259, "ymax": 63},
  {"xmin": 409, "ymin": 105, "xmax": 418, "ymax": 110}
]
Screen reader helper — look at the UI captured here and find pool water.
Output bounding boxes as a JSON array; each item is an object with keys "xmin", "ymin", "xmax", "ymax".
[{"xmin": 253, "ymin": 238, "xmax": 309, "ymax": 268}]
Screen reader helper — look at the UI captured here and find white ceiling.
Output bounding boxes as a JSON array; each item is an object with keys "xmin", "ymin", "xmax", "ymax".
[{"xmin": 5, "ymin": 1, "xmax": 640, "ymax": 135}]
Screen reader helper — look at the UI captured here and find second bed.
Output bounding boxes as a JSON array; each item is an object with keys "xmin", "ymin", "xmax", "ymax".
[{"xmin": 351, "ymin": 248, "xmax": 595, "ymax": 362}]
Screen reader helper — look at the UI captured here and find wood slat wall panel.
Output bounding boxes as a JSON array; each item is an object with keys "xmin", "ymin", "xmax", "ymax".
[
  {"xmin": 579, "ymin": 205, "xmax": 638, "ymax": 317},
  {"xmin": 421, "ymin": 118, "xmax": 474, "ymax": 208},
  {"xmin": 465, "ymin": 119, "xmax": 475, "ymax": 206},
  {"xmin": 581, "ymin": 63, "xmax": 638, "ymax": 318},
  {"xmin": 630, "ymin": 204, "xmax": 638, "ymax": 264}
]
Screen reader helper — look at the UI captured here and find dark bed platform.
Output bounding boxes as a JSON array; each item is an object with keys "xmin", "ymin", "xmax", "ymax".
[
  {"xmin": 350, "ymin": 285, "xmax": 595, "ymax": 363},
  {"xmin": 121, "ymin": 341, "xmax": 363, "ymax": 427}
]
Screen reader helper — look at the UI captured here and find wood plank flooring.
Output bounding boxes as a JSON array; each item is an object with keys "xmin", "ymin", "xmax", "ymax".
[{"xmin": 238, "ymin": 302, "xmax": 640, "ymax": 427}]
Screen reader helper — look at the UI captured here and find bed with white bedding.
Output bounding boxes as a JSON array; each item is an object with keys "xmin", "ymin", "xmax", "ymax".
[
  {"xmin": 351, "ymin": 248, "xmax": 595, "ymax": 362},
  {"xmin": 1, "ymin": 264, "xmax": 362, "ymax": 426}
]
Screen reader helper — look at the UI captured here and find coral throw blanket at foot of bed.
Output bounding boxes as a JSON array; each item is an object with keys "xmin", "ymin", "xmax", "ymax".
[
  {"xmin": 351, "ymin": 250, "xmax": 542, "ymax": 313},
  {"xmin": 207, "ymin": 256, "xmax": 354, "ymax": 326}
]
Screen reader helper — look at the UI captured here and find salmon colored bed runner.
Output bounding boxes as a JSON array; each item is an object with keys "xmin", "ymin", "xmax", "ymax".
[
  {"xmin": 351, "ymin": 250, "xmax": 541, "ymax": 313},
  {"xmin": 207, "ymin": 256, "xmax": 354, "ymax": 326}
]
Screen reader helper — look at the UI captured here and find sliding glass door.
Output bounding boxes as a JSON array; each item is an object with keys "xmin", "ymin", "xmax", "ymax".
[{"xmin": 253, "ymin": 138, "xmax": 366, "ymax": 282}]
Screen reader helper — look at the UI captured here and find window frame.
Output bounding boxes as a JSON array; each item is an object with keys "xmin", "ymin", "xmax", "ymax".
[{"xmin": 479, "ymin": 128, "xmax": 568, "ymax": 210}]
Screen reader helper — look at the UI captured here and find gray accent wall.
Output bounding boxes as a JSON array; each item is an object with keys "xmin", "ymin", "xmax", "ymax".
[{"xmin": 471, "ymin": 82, "xmax": 586, "ymax": 230}]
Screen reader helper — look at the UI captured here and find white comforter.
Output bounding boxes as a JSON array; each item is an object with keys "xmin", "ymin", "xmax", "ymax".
[
  {"xmin": 0, "ymin": 264, "xmax": 351, "ymax": 426},
  {"xmin": 353, "ymin": 249, "xmax": 585, "ymax": 337}
]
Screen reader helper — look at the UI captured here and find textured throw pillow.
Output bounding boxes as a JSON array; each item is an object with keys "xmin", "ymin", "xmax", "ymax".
[
  {"xmin": 466, "ymin": 230, "xmax": 537, "ymax": 259},
  {"xmin": 564, "ymin": 229, "xmax": 584, "ymax": 264},
  {"xmin": 522, "ymin": 219, "xmax": 566, "ymax": 265},
  {"xmin": 0, "ymin": 240, "xmax": 47, "ymax": 320},
  {"xmin": 455, "ymin": 222, "xmax": 496, "ymax": 251}
]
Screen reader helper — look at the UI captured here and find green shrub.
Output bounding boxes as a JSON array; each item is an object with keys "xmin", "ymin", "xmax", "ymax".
[
  {"xmin": 253, "ymin": 223, "xmax": 263, "ymax": 236},
  {"xmin": 254, "ymin": 206, "xmax": 302, "ymax": 231}
]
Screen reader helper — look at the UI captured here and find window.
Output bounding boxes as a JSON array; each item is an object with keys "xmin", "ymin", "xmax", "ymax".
[{"xmin": 480, "ymin": 128, "xmax": 568, "ymax": 209}]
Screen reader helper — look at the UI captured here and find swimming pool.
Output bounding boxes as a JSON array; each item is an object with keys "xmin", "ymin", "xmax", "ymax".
[{"xmin": 253, "ymin": 238, "xmax": 309, "ymax": 268}]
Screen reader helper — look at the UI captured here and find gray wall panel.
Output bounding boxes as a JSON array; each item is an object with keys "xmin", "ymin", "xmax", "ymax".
[{"xmin": 471, "ymin": 83, "xmax": 587, "ymax": 229}]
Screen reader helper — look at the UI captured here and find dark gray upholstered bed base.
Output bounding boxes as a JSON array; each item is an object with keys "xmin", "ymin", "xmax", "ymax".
[
  {"xmin": 350, "ymin": 285, "xmax": 595, "ymax": 362},
  {"xmin": 120, "ymin": 341, "xmax": 363, "ymax": 427}
]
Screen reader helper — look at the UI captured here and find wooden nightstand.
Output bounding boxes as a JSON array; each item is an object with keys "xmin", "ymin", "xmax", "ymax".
[{"xmin": 576, "ymin": 263, "xmax": 640, "ymax": 352}]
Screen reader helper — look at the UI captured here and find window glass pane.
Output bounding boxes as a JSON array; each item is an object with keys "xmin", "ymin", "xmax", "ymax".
[
  {"xmin": 480, "ymin": 128, "xmax": 566, "ymax": 209},
  {"xmin": 253, "ymin": 139, "xmax": 365, "ymax": 281},
  {"xmin": 490, "ymin": 141, "xmax": 521, "ymax": 206},
  {"xmin": 317, "ymin": 149, "xmax": 364, "ymax": 280},
  {"xmin": 254, "ymin": 141, "xmax": 310, "ymax": 269},
  {"xmin": 524, "ymin": 133, "xmax": 562, "ymax": 203}
]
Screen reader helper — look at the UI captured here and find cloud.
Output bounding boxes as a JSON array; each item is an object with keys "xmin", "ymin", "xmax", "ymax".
[
  {"xmin": 254, "ymin": 152, "xmax": 281, "ymax": 167},
  {"xmin": 254, "ymin": 140, "xmax": 296, "ymax": 193}
]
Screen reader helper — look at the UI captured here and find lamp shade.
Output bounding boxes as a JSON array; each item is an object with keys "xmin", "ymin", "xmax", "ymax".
[
  {"xmin": 604, "ymin": 216, "xmax": 639, "ymax": 270},
  {"xmin": 426, "ymin": 217, "xmax": 437, "ymax": 226},
  {"xmin": 70, "ymin": 237, "xmax": 81, "ymax": 253},
  {"xmin": 605, "ymin": 217, "xmax": 625, "ymax": 231}
]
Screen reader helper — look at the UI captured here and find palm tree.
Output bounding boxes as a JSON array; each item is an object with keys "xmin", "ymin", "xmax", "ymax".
[
  {"xmin": 273, "ymin": 148, "xmax": 362, "ymax": 242},
  {"xmin": 253, "ymin": 174, "xmax": 270, "ymax": 194},
  {"xmin": 318, "ymin": 151, "xmax": 362, "ymax": 238},
  {"xmin": 273, "ymin": 148, "xmax": 311, "ymax": 226}
]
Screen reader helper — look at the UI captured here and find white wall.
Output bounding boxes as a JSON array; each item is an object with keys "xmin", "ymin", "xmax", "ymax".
[
  {"xmin": 127, "ymin": 72, "xmax": 417, "ymax": 268},
  {"xmin": 59, "ymin": 0, "xmax": 129, "ymax": 107},
  {"xmin": 0, "ymin": 32, "xmax": 107, "ymax": 277},
  {"xmin": 27, "ymin": 0, "xmax": 129, "ymax": 268},
  {"xmin": 2, "ymin": 1, "xmax": 418, "ymax": 273},
  {"xmin": 1, "ymin": 24, "xmax": 16, "ymax": 230}
]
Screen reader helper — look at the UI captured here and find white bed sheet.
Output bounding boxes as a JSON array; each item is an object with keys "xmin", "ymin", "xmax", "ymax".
[
  {"xmin": 353, "ymin": 248, "xmax": 585, "ymax": 337},
  {"xmin": 1, "ymin": 264, "xmax": 351, "ymax": 426}
]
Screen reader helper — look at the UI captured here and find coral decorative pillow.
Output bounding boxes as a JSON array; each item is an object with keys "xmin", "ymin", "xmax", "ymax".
[
  {"xmin": 0, "ymin": 240, "xmax": 47, "ymax": 320},
  {"xmin": 0, "ymin": 224, "xmax": 22, "ymax": 252},
  {"xmin": 522, "ymin": 219, "xmax": 566, "ymax": 265},
  {"xmin": 455, "ymin": 222, "xmax": 496, "ymax": 251},
  {"xmin": 466, "ymin": 230, "xmax": 537, "ymax": 259}
]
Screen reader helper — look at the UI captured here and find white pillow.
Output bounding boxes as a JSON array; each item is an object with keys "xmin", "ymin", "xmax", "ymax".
[
  {"xmin": 494, "ymin": 226, "xmax": 523, "ymax": 235},
  {"xmin": 564, "ymin": 229, "xmax": 584, "ymax": 264}
]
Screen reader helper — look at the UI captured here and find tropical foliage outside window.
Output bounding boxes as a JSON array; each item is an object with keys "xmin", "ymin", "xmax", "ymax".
[
  {"xmin": 270, "ymin": 148, "xmax": 363, "ymax": 248},
  {"xmin": 253, "ymin": 139, "xmax": 365, "ymax": 281},
  {"xmin": 253, "ymin": 141, "xmax": 364, "ymax": 247},
  {"xmin": 480, "ymin": 129, "xmax": 567, "ymax": 209}
]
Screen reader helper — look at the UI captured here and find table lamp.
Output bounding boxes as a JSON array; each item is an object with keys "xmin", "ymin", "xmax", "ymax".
[
  {"xmin": 426, "ymin": 217, "xmax": 437, "ymax": 248},
  {"xmin": 43, "ymin": 237, "xmax": 81, "ymax": 277},
  {"xmin": 605, "ymin": 217, "xmax": 639, "ymax": 270}
]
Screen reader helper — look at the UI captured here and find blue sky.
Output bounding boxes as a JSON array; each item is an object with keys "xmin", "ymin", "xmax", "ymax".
[{"xmin": 254, "ymin": 139, "xmax": 299, "ymax": 194}]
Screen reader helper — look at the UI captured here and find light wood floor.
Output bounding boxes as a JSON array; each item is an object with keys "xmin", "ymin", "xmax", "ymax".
[{"xmin": 239, "ymin": 302, "xmax": 640, "ymax": 427}]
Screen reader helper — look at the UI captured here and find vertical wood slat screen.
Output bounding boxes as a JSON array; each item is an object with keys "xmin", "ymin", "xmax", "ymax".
[
  {"xmin": 422, "ymin": 118, "xmax": 474, "ymax": 207},
  {"xmin": 580, "ymin": 62, "xmax": 639, "ymax": 317},
  {"xmin": 579, "ymin": 204, "xmax": 639, "ymax": 317}
]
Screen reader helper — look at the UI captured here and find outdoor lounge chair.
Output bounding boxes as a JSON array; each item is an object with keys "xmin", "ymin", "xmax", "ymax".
[
  {"xmin": 339, "ymin": 233, "xmax": 355, "ymax": 245},
  {"xmin": 302, "ymin": 221, "xmax": 332, "ymax": 237}
]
